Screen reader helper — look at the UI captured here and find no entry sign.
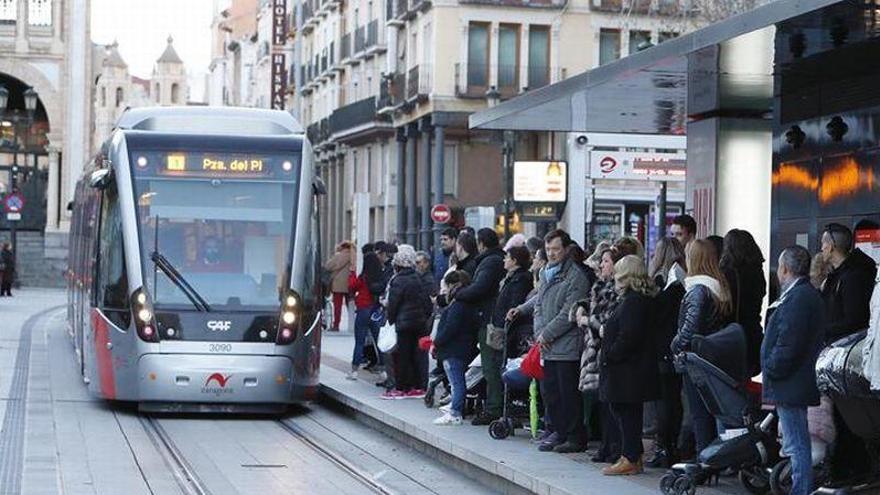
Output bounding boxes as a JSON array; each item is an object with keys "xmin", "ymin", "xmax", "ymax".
[{"xmin": 430, "ymin": 204, "xmax": 451, "ymax": 224}]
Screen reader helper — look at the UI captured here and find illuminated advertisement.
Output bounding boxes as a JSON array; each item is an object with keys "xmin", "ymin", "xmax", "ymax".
[
  {"xmin": 513, "ymin": 161, "xmax": 567, "ymax": 203},
  {"xmin": 589, "ymin": 151, "xmax": 686, "ymax": 181}
]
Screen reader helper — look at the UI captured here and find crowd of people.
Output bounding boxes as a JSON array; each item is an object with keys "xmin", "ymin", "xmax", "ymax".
[{"xmin": 325, "ymin": 216, "xmax": 878, "ymax": 493}]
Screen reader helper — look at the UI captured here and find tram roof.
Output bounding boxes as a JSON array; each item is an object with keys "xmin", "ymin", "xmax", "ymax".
[
  {"xmin": 116, "ymin": 107, "xmax": 305, "ymax": 136},
  {"xmin": 469, "ymin": 0, "xmax": 848, "ymax": 134}
]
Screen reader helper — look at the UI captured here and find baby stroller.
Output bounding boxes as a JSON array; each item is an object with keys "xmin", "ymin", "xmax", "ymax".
[
  {"xmin": 812, "ymin": 330, "xmax": 880, "ymax": 494},
  {"xmin": 660, "ymin": 324, "xmax": 780, "ymax": 495},
  {"xmin": 488, "ymin": 321, "xmax": 540, "ymax": 440}
]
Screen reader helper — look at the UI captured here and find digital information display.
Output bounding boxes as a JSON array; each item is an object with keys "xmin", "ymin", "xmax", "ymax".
[{"xmin": 133, "ymin": 151, "xmax": 297, "ymax": 180}]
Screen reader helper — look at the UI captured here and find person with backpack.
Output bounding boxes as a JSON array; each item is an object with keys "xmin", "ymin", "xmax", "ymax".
[
  {"xmin": 347, "ymin": 250, "xmax": 386, "ymax": 380},
  {"xmin": 383, "ymin": 245, "xmax": 433, "ymax": 399}
]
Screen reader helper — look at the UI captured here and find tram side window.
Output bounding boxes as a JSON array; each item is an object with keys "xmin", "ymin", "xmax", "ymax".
[{"xmin": 97, "ymin": 185, "xmax": 130, "ymax": 316}]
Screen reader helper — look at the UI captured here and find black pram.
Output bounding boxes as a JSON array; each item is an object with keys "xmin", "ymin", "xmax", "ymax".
[{"xmin": 660, "ymin": 324, "xmax": 780, "ymax": 495}]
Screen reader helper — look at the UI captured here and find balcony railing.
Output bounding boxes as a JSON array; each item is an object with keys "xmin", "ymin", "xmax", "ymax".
[
  {"xmin": 306, "ymin": 122, "xmax": 320, "ymax": 143},
  {"xmin": 321, "ymin": 53, "xmax": 328, "ymax": 73},
  {"xmin": 354, "ymin": 26, "xmax": 366, "ymax": 53},
  {"xmin": 302, "ymin": 1, "xmax": 314, "ymax": 23},
  {"xmin": 319, "ymin": 118, "xmax": 330, "ymax": 142},
  {"xmin": 341, "ymin": 33, "xmax": 351, "ymax": 60},
  {"xmin": 329, "ymin": 41, "xmax": 335, "ymax": 66},
  {"xmin": 454, "ymin": 63, "xmax": 555, "ymax": 97},
  {"xmin": 395, "ymin": 0, "xmax": 407, "ymax": 19},
  {"xmin": 590, "ymin": 0, "xmax": 682, "ymax": 14},
  {"xmin": 366, "ymin": 19, "xmax": 378, "ymax": 48},
  {"xmin": 409, "ymin": 0, "xmax": 431, "ymax": 12},
  {"xmin": 330, "ymin": 96, "xmax": 391, "ymax": 135},
  {"xmin": 406, "ymin": 65, "xmax": 430, "ymax": 99}
]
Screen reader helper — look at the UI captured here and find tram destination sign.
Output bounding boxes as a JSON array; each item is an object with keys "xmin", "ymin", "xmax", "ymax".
[{"xmin": 133, "ymin": 151, "xmax": 298, "ymax": 180}]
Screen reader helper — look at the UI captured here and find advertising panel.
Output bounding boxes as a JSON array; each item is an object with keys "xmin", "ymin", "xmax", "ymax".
[
  {"xmin": 589, "ymin": 151, "xmax": 686, "ymax": 182},
  {"xmin": 513, "ymin": 161, "xmax": 567, "ymax": 203}
]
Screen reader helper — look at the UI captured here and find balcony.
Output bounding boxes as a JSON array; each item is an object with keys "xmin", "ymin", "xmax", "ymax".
[
  {"xmin": 395, "ymin": 0, "xmax": 409, "ymax": 21},
  {"xmin": 406, "ymin": 65, "xmax": 430, "ymax": 101},
  {"xmin": 306, "ymin": 122, "xmax": 320, "ymax": 143},
  {"xmin": 409, "ymin": 0, "xmax": 431, "ymax": 13},
  {"xmin": 354, "ymin": 26, "xmax": 366, "ymax": 55},
  {"xmin": 329, "ymin": 97, "xmax": 391, "ymax": 137},
  {"xmin": 377, "ymin": 75, "xmax": 404, "ymax": 113},
  {"xmin": 365, "ymin": 20, "xmax": 385, "ymax": 56},
  {"xmin": 340, "ymin": 32, "xmax": 351, "ymax": 62},
  {"xmin": 301, "ymin": 1, "xmax": 315, "ymax": 33}
]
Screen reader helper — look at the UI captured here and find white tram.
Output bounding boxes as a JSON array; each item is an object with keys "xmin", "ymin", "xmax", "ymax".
[{"xmin": 67, "ymin": 107, "xmax": 323, "ymax": 413}]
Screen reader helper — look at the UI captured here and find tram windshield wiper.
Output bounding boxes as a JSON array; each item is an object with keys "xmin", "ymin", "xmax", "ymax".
[{"xmin": 150, "ymin": 251, "xmax": 212, "ymax": 312}]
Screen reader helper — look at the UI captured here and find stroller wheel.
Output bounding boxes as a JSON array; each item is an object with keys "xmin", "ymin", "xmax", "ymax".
[
  {"xmin": 673, "ymin": 475, "xmax": 696, "ymax": 495},
  {"xmin": 489, "ymin": 419, "xmax": 511, "ymax": 440},
  {"xmin": 769, "ymin": 459, "xmax": 792, "ymax": 495},
  {"xmin": 659, "ymin": 473, "xmax": 676, "ymax": 495},
  {"xmin": 423, "ymin": 384, "xmax": 436, "ymax": 408},
  {"xmin": 739, "ymin": 469, "xmax": 771, "ymax": 495}
]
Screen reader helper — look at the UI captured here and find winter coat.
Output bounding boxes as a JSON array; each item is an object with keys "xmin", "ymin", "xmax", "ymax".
[
  {"xmin": 491, "ymin": 268, "xmax": 533, "ymax": 353},
  {"xmin": 671, "ymin": 275, "xmax": 728, "ymax": 354},
  {"xmin": 654, "ymin": 272, "xmax": 686, "ymax": 374},
  {"xmin": 456, "ymin": 255, "xmax": 478, "ymax": 278},
  {"xmin": 434, "ymin": 298, "xmax": 480, "ymax": 361},
  {"xmin": 455, "ymin": 247, "xmax": 506, "ymax": 327},
  {"xmin": 0, "ymin": 248, "xmax": 13, "ymax": 278},
  {"xmin": 433, "ymin": 249, "xmax": 451, "ymax": 287},
  {"xmin": 324, "ymin": 251, "xmax": 351, "ymax": 293},
  {"xmin": 348, "ymin": 272, "xmax": 377, "ymax": 310},
  {"xmin": 822, "ymin": 248, "xmax": 877, "ymax": 345},
  {"xmin": 723, "ymin": 263, "xmax": 767, "ymax": 378},
  {"xmin": 761, "ymin": 278, "xmax": 826, "ymax": 407},
  {"xmin": 599, "ymin": 291, "xmax": 661, "ymax": 403},
  {"xmin": 576, "ymin": 278, "xmax": 620, "ymax": 392},
  {"xmin": 386, "ymin": 268, "xmax": 432, "ymax": 333},
  {"xmin": 865, "ymin": 278, "xmax": 880, "ymax": 392},
  {"xmin": 516, "ymin": 259, "xmax": 590, "ymax": 361},
  {"xmin": 418, "ymin": 270, "xmax": 437, "ymax": 298}
]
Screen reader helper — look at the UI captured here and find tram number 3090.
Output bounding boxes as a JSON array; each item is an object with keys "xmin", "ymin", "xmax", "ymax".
[{"xmin": 208, "ymin": 343, "xmax": 233, "ymax": 353}]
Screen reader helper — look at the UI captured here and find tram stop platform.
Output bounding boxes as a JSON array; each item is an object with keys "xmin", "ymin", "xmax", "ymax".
[{"xmin": 319, "ymin": 333, "xmax": 743, "ymax": 495}]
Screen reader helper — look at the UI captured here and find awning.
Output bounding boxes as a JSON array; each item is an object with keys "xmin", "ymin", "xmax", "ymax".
[{"xmin": 469, "ymin": 0, "xmax": 844, "ymax": 134}]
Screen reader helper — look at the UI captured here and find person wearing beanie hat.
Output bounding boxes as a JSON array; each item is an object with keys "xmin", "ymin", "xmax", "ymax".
[
  {"xmin": 383, "ymin": 243, "xmax": 433, "ymax": 399},
  {"xmin": 504, "ymin": 233, "xmax": 527, "ymax": 252}
]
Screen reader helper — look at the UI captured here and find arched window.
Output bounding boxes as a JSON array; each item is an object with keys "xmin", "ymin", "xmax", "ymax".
[
  {"xmin": 171, "ymin": 83, "xmax": 180, "ymax": 104},
  {"xmin": 100, "ymin": 86, "xmax": 106, "ymax": 107},
  {"xmin": 115, "ymin": 87, "xmax": 123, "ymax": 107}
]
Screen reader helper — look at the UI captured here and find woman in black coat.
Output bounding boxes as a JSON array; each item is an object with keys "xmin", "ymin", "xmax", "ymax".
[
  {"xmin": 719, "ymin": 229, "xmax": 766, "ymax": 378},
  {"xmin": 492, "ymin": 245, "xmax": 534, "ymax": 356},
  {"xmin": 599, "ymin": 255, "xmax": 660, "ymax": 476},
  {"xmin": 385, "ymin": 247, "xmax": 432, "ymax": 398},
  {"xmin": 646, "ymin": 237, "xmax": 687, "ymax": 468}
]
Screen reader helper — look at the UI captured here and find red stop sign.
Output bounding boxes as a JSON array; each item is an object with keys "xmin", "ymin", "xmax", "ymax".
[{"xmin": 430, "ymin": 204, "xmax": 452, "ymax": 224}]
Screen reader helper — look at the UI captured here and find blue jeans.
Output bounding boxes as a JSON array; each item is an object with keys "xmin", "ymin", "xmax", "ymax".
[
  {"xmin": 778, "ymin": 405, "xmax": 812, "ymax": 495},
  {"xmin": 443, "ymin": 358, "xmax": 466, "ymax": 418},
  {"xmin": 502, "ymin": 367, "xmax": 531, "ymax": 391},
  {"xmin": 352, "ymin": 307, "xmax": 380, "ymax": 367}
]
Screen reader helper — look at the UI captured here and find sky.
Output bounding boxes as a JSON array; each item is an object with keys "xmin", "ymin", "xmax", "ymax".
[{"xmin": 90, "ymin": 0, "xmax": 216, "ymax": 102}]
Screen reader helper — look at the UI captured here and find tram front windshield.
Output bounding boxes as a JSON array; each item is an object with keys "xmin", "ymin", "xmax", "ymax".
[{"xmin": 131, "ymin": 149, "xmax": 299, "ymax": 310}]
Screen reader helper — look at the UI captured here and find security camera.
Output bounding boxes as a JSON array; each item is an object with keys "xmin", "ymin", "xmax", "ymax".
[{"xmin": 575, "ymin": 135, "xmax": 588, "ymax": 146}]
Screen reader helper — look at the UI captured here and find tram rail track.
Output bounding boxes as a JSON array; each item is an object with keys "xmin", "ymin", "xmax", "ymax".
[
  {"xmin": 277, "ymin": 418, "xmax": 395, "ymax": 495},
  {"xmin": 139, "ymin": 416, "xmax": 212, "ymax": 495}
]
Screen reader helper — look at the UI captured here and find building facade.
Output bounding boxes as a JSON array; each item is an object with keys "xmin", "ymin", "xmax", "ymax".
[
  {"xmin": 292, "ymin": 0, "xmax": 701, "ymax": 251},
  {"xmin": 0, "ymin": 0, "xmax": 92, "ymax": 286},
  {"xmin": 93, "ymin": 38, "xmax": 189, "ymax": 149}
]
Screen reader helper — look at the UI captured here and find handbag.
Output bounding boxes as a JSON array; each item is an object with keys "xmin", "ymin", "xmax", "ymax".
[
  {"xmin": 486, "ymin": 323, "xmax": 506, "ymax": 351},
  {"xmin": 520, "ymin": 343, "xmax": 544, "ymax": 380},
  {"xmin": 377, "ymin": 321, "xmax": 398, "ymax": 353}
]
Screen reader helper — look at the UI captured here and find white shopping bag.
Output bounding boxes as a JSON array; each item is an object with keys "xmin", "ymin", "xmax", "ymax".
[{"xmin": 377, "ymin": 322, "xmax": 397, "ymax": 353}]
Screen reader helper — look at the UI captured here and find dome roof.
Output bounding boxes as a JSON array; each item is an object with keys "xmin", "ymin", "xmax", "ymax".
[{"xmin": 156, "ymin": 35, "xmax": 183, "ymax": 64}]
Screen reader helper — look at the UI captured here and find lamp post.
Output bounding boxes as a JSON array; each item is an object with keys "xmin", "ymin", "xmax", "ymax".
[{"xmin": 0, "ymin": 85, "xmax": 39, "ymax": 276}]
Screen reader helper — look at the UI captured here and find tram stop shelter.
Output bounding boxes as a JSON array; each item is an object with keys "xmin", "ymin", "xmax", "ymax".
[{"xmin": 470, "ymin": 0, "xmax": 880, "ymax": 265}]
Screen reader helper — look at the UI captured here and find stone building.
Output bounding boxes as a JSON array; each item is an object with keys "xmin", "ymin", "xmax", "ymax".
[{"xmin": 0, "ymin": 0, "xmax": 92, "ymax": 286}]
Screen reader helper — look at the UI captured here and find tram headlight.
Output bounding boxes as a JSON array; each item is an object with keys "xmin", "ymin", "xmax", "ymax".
[
  {"xmin": 286, "ymin": 295, "xmax": 297, "ymax": 307},
  {"xmin": 138, "ymin": 308, "xmax": 153, "ymax": 323},
  {"xmin": 282, "ymin": 311, "xmax": 296, "ymax": 325}
]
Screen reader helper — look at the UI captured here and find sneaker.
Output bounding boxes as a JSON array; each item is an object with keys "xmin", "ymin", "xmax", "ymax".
[
  {"xmin": 439, "ymin": 403, "xmax": 452, "ymax": 414},
  {"xmin": 538, "ymin": 432, "xmax": 564, "ymax": 452},
  {"xmin": 471, "ymin": 412, "xmax": 500, "ymax": 426},
  {"xmin": 405, "ymin": 388, "xmax": 426, "ymax": 399},
  {"xmin": 380, "ymin": 389, "xmax": 406, "ymax": 400},
  {"xmin": 345, "ymin": 370, "xmax": 358, "ymax": 381},
  {"xmin": 602, "ymin": 457, "xmax": 643, "ymax": 476},
  {"xmin": 432, "ymin": 413, "xmax": 463, "ymax": 426}
]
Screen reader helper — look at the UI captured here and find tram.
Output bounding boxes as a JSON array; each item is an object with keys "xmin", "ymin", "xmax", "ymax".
[{"xmin": 67, "ymin": 107, "xmax": 323, "ymax": 413}]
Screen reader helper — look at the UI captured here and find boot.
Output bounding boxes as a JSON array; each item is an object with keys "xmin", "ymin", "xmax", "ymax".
[{"xmin": 601, "ymin": 456, "xmax": 643, "ymax": 476}]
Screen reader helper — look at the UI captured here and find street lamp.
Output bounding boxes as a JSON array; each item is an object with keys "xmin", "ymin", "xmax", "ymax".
[{"xmin": 23, "ymin": 87, "xmax": 37, "ymax": 116}]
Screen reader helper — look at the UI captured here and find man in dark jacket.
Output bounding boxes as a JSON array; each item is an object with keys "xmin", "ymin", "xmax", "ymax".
[
  {"xmin": 820, "ymin": 223, "xmax": 877, "ymax": 344},
  {"xmin": 763, "ymin": 246, "xmax": 826, "ymax": 495},
  {"xmin": 434, "ymin": 227, "xmax": 457, "ymax": 286},
  {"xmin": 415, "ymin": 251, "xmax": 437, "ymax": 297},
  {"xmin": 454, "ymin": 228, "xmax": 506, "ymax": 425},
  {"xmin": 0, "ymin": 243, "xmax": 14, "ymax": 296}
]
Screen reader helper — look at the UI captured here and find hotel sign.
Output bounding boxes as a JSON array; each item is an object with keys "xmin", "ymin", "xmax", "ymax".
[{"xmin": 271, "ymin": 0, "xmax": 288, "ymax": 110}]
